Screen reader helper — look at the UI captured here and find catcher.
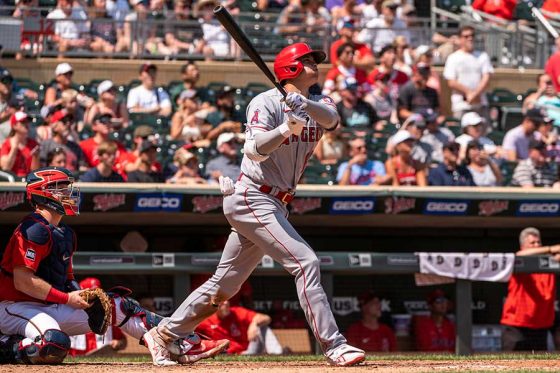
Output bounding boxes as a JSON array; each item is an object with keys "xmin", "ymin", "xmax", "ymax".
[{"xmin": 0, "ymin": 167, "xmax": 229, "ymax": 364}]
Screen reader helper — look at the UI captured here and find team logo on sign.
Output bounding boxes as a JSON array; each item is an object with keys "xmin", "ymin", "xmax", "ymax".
[
  {"xmin": 93, "ymin": 193, "xmax": 126, "ymax": 212},
  {"xmin": 478, "ymin": 200, "xmax": 509, "ymax": 216},
  {"xmin": 290, "ymin": 198, "xmax": 321, "ymax": 215},
  {"xmin": 329, "ymin": 198, "xmax": 375, "ymax": 215},
  {"xmin": 0, "ymin": 192, "xmax": 24, "ymax": 211},
  {"xmin": 384, "ymin": 197, "xmax": 415, "ymax": 214},
  {"xmin": 516, "ymin": 201, "xmax": 560, "ymax": 216},
  {"xmin": 192, "ymin": 196, "xmax": 223, "ymax": 213},
  {"xmin": 423, "ymin": 199, "xmax": 469, "ymax": 215}
]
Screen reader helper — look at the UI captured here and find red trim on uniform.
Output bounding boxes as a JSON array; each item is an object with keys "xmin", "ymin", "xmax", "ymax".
[
  {"xmin": 45, "ymin": 287, "xmax": 69, "ymax": 304},
  {"xmin": 242, "ymin": 187, "xmax": 325, "ymax": 349}
]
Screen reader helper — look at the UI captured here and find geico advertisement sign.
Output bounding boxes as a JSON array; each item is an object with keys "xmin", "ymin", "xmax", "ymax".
[
  {"xmin": 134, "ymin": 193, "xmax": 183, "ymax": 212},
  {"xmin": 329, "ymin": 198, "xmax": 376, "ymax": 215},
  {"xmin": 423, "ymin": 199, "xmax": 470, "ymax": 215},
  {"xmin": 516, "ymin": 201, "xmax": 560, "ymax": 216}
]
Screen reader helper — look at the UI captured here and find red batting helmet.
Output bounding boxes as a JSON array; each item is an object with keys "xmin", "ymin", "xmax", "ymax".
[
  {"xmin": 80, "ymin": 277, "xmax": 101, "ymax": 289},
  {"xmin": 274, "ymin": 43, "xmax": 326, "ymax": 83},
  {"xmin": 26, "ymin": 167, "xmax": 80, "ymax": 216}
]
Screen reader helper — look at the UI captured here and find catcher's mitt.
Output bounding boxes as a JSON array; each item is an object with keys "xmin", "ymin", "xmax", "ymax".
[{"xmin": 80, "ymin": 288, "xmax": 112, "ymax": 335}]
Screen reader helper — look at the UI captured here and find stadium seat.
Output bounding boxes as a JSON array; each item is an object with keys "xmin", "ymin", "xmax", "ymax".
[
  {"xmin": 487, "ymin": 130, "xmax": 505, "ymax": 145},
  {"xmin": 245, "ymin": 82, "xmax": 270, "ymax": 95},
  {"xmin": 436, "ymin": 0, "xmax": 466, "ymax": 13},
  {"xmin": 488, "ymin": 88, "xmax": 521, "ymax": 105},
  {"xmin": 303, "ymin": 161, "xmax": 336, "ymax": 185},
  {"xmin": 500, "ymin": 106, "xmax": 523, "ymax": 131},
  {"xmin": 500, "ymin": 161, "xmax": 518, "ymax": 186},
  {"xmin": 128, "ymin": 113, "xmax": 170, "ymax": 131}
]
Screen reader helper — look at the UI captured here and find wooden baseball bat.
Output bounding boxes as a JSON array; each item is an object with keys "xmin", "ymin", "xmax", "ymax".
[{"xmin": 213, "ymin": 5, "xmax": 287, "ymax": 98}]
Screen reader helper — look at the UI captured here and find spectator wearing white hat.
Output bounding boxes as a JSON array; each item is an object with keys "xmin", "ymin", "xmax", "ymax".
[
  {"xmin": 46, "ymin": 0, "xmax": 89, "ymax": 57},
  {"xmin": 166, "ymin": 147, "xmax": 207, "ymax": 184},
  {"xmin": 85, "ymin": 80, "xmax": 129, "ymax": 127},
  {"xmin": 205, "ymin": 132, "xmax": 243, "ymax": 183},
  {"xmin": 455, "ymin": 111, "xmax": 497, "ymax": 162},
  {"xmin": 385, "ymin": 130, "xmax": 427, "ymax": 186},
  {"xmin": 44, "ymin": 63, "xmax": 75, "ymax": 110},
  {"xmin": 0, "ymin": 111, "xmax": 39, "ymax": 178},
  {"xmin": 415, "ymin": 45, "xmax": 441, "ymax": 96}
]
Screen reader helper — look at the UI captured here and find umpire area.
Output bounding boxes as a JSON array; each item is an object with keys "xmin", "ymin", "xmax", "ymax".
[{"xmin": 1, "ymin": 183, "xmax": 559, "ymax": 354}]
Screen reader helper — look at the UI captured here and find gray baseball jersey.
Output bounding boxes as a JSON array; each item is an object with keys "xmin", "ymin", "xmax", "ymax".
[{"xmin": 242, "ymin": 88, "xmax": 336, "ymax": 190}]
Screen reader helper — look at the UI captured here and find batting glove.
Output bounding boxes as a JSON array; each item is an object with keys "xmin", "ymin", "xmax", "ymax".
[
  {"xmin": 219, "ymin": 176, "xmax": 235, "ymax": 195},
  {"xmin": 285, "ymin": 92, "xmax": 308, "ymax": 112},
  {"xmin": 279, "ymin": 110, "xmax": 307, "ymax": 137}
]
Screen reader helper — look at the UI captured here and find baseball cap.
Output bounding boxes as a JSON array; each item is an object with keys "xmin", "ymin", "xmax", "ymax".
[
  {"xmin": 392, "ymin": 130, "xmax": 415, "ymax": 145},
  {"xmin": 461, "ymin": 112, "xmax": 484, "ymax": 128},
  {"xmin": 10, "ymin": 111, "xmax": 28, "ymax": 127},
  {"xmin": 139, "ymin": 63, "xmax": 157, "ymax": 74},
  {"xmin": 93, "ymin": 113, "xmax": 113, "ymax": 125},
  {"xmin": 336, "ymin": 16, "xmax": 355, "ymax": 31},
  {"xmin": 382, "ymin": 0, "xmax": 399, "ymax": 9},
  {"xmin": 130, "ymin": 0, "xmax": 143, "ymax": 5},
  {"xmin": 413, "ymin": 62, "xmax": 431, "ymax": 77},
  {"xmin": 357, "ymin": 290, "xmax": 379, "ymax": 308},
  {"xmin": 133, "ymin": 125, "xmax": 154, "ymax": 139},
  {"xmin": 407, "ymin": 113, "xmax": 427, "ymax": 128},
  {"xmin": 415, "ymin": 45, "xmax": 433, "ymax": 58},
  {"xmin": 55, "ymin": 62, "xmax": 73, "ymax": 76},
  {"xmin": 97, "ymin": 80, "xmax": 115, "ymax": 96},
  {"xmin": 79, "ymin": 277, "xmax": 101, "ymax": 289},
  {"xmin": 526, "ymin": 107, "xmax": 551, "ymax": 124},
  {"xmin": 338, "ymin": 77, "xmax": 359, "ymax": 91},
  {"xmin": 417, "ymin": 108, "xmax": 438, "ymax": 123},
  {"xmin": 529, "ymin": 138, "xmax": 547, "ymax": 151},
  {"xmin": 217, "ymin": 132, "xmax": 240, "ymax": 147},
  {"xmin": 50, "ymin": 109, "xmax": 71, "ymax": 124},
  {"xmin": 174, "ymin": 148, "xmax": 197, "ymax": 165},
  {"xmin": 179, "ymin": 89, "xmax": 198, "ymax": 101},
  {"xmin": 427, "ymin": 289, "xmax": 448, "ymax": 304}
]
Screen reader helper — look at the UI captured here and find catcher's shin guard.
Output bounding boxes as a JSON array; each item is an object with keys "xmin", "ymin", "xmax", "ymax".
[
  {"xmin": 0, "ymin": 334, "xmax": 23, "ymax": 364},
  {"xmin": 18, "ymin": 329, "xmax": 71, "ymax": 364}
]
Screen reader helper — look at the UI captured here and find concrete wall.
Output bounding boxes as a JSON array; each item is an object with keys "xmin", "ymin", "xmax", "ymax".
[{"xmin": 3, "ymin": 58, "xmax": 543, "ymax": 115}]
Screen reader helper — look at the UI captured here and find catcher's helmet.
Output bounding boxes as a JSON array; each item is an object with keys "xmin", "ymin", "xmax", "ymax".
[
  {"xmin": 26, "ymin": 167, "xmax": 80, "ymax": 216},
  {"xmin": 274, "ymin": 43, "xmax": 326, "ymax": 83}
]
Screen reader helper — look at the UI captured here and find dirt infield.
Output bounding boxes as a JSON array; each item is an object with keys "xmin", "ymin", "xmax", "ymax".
[{"xmin": 3, "ymin": 359, "xmax": 560, "ymax": 372}]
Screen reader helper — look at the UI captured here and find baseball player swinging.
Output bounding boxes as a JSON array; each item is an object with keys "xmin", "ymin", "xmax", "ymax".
[
  {"xmin": 144, "ymin": 43, "xmax": 366, "ymax": 366},
  {"xmin": 0, "ymin": 167, "xmax": 229, "ymax": 365}
]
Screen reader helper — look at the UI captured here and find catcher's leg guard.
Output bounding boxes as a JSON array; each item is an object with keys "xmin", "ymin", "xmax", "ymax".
[{"xmin": 18, "ymin": 329, "xmax": 70, "ymax": 364}]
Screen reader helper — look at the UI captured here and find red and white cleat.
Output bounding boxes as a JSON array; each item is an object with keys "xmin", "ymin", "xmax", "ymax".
[
  {"xmin": 143, "ymin": 328, "xmax": 177, "ymax": 366},
  {"xmin": 173, "ymin": 338, "xmax": 230, "ymax": 364},
  {"xmin": 325, "ymin": 344, "xmax": 365, "ymax": 366}
]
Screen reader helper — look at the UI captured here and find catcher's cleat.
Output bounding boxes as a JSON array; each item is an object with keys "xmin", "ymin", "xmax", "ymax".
[
  {"xmin": 325, "ymin": 343, "xmax": 365, "ymax": 367},
  {"xmin": 172, "ymin": 338, "xmax": 230, "ymax": 364},
  {"xmin": 143, "ymin": 329, "xmax": 177, "ymax": 366}
]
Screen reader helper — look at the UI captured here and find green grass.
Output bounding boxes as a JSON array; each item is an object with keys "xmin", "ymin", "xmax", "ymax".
[{"xmin": 65, "ymin": 353, "xmax": 560, "ymax": 364}]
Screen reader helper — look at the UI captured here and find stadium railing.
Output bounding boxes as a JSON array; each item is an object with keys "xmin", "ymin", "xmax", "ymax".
[{"xmin": 71, "ymin": 250, "xmax": 559, "ymax": 356}]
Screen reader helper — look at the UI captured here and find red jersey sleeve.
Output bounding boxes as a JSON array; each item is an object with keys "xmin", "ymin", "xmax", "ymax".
[
  {"xmin": 233, "ymin": 306, "xmax": 257, "ymax": 328},
  {"xmin": 12, "ymin": 228, "xmax": 51, "ymax": 272}
]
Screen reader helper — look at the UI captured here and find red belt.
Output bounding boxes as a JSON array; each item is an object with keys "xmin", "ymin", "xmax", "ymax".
[
  {"xmin": 258, "ymin": 185, "xmax": 295, "ymax": 204},
  {"xmin": 238, "ymin": 173, "xmax": 295, "ymax": 205}
]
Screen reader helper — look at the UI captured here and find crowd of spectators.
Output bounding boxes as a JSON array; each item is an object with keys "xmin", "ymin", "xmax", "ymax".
[{"xmin": 3, "ymin": 0, "xmax": 560, "ymax": 187}]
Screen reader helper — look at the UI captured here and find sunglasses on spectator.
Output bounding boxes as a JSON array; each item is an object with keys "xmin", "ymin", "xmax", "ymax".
[
  {"xmin": 545, "ymin": 80, "xmax": 553, "ymax": 85},
  {"xmin": 0, "ymin": 76, "xmax": 13, "ymax": 85},
  {"xmin": 461, "ymin": 33, "xmax": 475, "ymax": 39},
  {"xmin": 353, "ymin": 145, "xmax": 366, "ymax": 150},
  {"xmin": 60, "ymin": 115, "xmax": 74, "ymax": 124}
]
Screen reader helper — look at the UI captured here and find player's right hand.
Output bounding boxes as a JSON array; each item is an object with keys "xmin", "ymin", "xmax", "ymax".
[
  {"xmin": 67, "ymin": 290, "xmax": 91, "ymax": 309},
  {"xmin": 219, "ymin": 175, "xmax": 235, "ymax": 195},
  {"xmin": 286, "ymin": 111, "xmax": 306, "ymax": 137}
]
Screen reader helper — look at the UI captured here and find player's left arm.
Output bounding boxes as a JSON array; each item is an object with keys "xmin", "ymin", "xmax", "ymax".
[{"xmin": 285, "ymin": 93, "xmax": 339, "ymax": 130}]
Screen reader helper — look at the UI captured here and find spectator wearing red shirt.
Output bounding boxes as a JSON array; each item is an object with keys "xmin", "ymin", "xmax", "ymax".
[
  {"xmin": 0, "ymin": 112, "xmax": 39, "ymax": 178},
  {"xmin": 196, "ymin": 300, "xmax": 283, "ymax": 355},
  {"xmin": 543, "ymin": 0, "xmax": 560, "ymax": 15},
  {"xmin": 120, "ymin": 125, "xmax": 162, "ymax": 177},
  {"xmin": 368, "ymin": 45, "xmax": 409, "ymax": 104},
  {"xmin": 79, "ymin": 113, "xmax": 127, "ymax": 168},
  {"xmin": 345, "ymin": 290, "xmax": 397, "ymax": 352},
  {"xmin": 414, "ymin": 289, "xmax": 455, "ymax": 352},
  {"xmin": 501, "ymin": 227, "xmax": 560, "ymax": 351},
  {"xmin": 472, "ymin": 0, "xmax": 517, "ymax": 20},
  {"xmin": 545, "ymin": 38, "xmax": 560, "ymax": 93},
  {"xmin": 323, "ymin": 43, "xmax": 370, "ymax": 96},
  {"xmin": 330, "ymin": 17, "xmax": 375, "ymax": 70},
  {"xmin": 69, "ymin": 277, "xmax": 127, "ymax": 356}
]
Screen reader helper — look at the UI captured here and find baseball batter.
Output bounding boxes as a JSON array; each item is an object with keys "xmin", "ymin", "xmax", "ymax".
[
  {"xmin": 0, "ymin": 167, "xmax": 228, "ymax": 365},
  {"xmin": 145, "ymin": 43, "xmax": 365, "ymax": 367}
]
